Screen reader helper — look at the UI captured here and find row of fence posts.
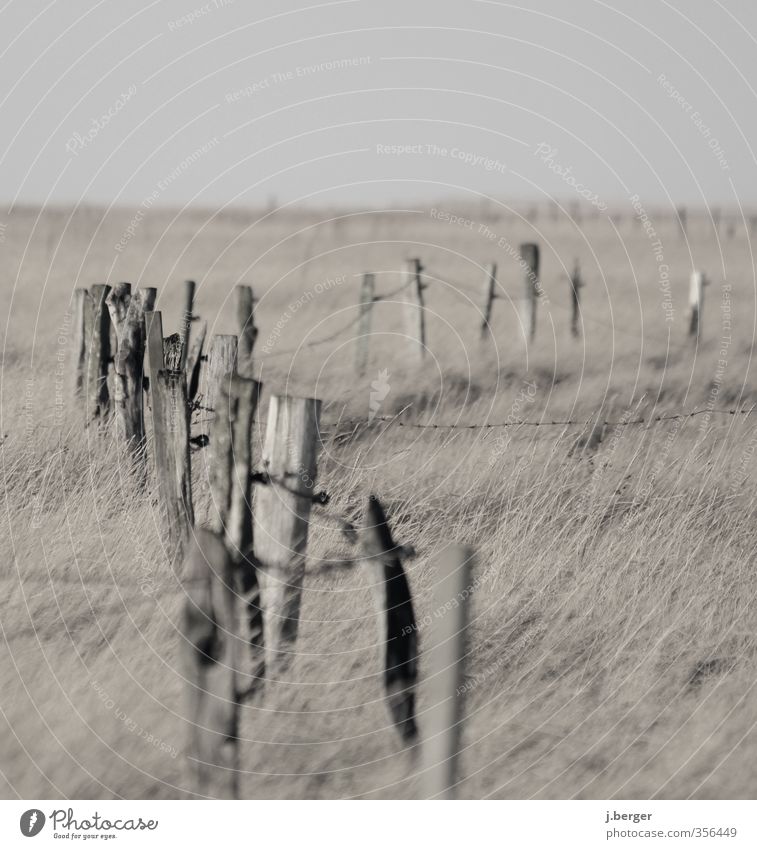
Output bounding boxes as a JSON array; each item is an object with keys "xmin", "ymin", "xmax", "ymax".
[
  {"xmin": 353, "ymin": 248, "xmax": 710, "ymax": 373},
  {"xmin": 69, "ymin": 277, "xmax": 475, "ymax": 799}
]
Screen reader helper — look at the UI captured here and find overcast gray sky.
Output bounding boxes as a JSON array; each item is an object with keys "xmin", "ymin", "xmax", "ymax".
[{"xmin": 1, "ymin": 0, "xmax": 755, "ymax": 211}]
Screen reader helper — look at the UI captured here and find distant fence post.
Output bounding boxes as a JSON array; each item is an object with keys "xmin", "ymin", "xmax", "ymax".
[
  {"xmin": 235, "ymin": 285, "xmax": 257, "ymax": 377},
  {"xmin": 480, "ymin": 262, "xmax": 497, "ymax": 339},
  {"xmin": 359, "ymin": 495, "xmax": 419, "ymax": 743},
  {"xmin": 570, "ymin": 260, "xmax": 583, "ymax": 339},
  {"xmin": 677, "ymin": 206, "xmax": 688, "ymax": 238},
  {"xmin": 207, "ymin": 334, "xmax": 238, "ymax": 412},
  {"xmin": 151, "ymin": 369, "xmax": 194, "ymax": 565},
  {"xmin": 85, "ymin": 283, "xmax": 112, "ymax": 423},
  {"xmin": 107, "ymin": 284, "xmax": 156, "ymax": 458},
  {"xmin": 422, "ymin": 544, "xmax": 474, "ymax": 800},
  {"xmin": 186, "ymin": 320, "xmax": 207, "ymax": 404},
  {"xmin": 689, "ymin": 270, "xmax": 706, "ymax": 339},
  {"xmin": 71, "ymin": 288, "xmax": 87, "ymax": 400},
  {"xmin": 254, "ymin": 395, "xmax": 321, "ymax": 681},
  {"xmin": 519, "ymin": 243, "xmax": 539, "ymax": 343},
  {"xmin": 403, "ymin": 258, "xmax": 426, "ymax": 361},
  {"xmin": 356, "ymin": 272, "xmax": 375, "ymax": 375},
  {"xmin": 179, "ymin": 280, "xmax": 196, "ymax": 373}
]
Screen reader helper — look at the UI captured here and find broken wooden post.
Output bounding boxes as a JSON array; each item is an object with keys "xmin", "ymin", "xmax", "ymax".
[
  {"xmin": 355, "ymin": 272, "xmax": 375, "ymax": 375},
  {"xmin": 152, "ymin": 369, "xmax": 194, "ymax": 564},
  {"xmin": 519, "ymin": 243, "xmax": 539, "ymax": 343},
  {"xmin": 480, "ymin": 262, "xmax": 497, "ymax": 339},
  {"xmin": 85, "ymin": 283, "xmax": 112, "ymax": 423},
  {"xmin": 359, "ymin": 495, "xmax": 418, "ymax": 743},
  {"xmin": 235, "ymin": 285, "xmax": 257, "ymax": 378},
  {"xmin": 71, "ymin": 288, "xmax": 87, "ymax": 401},
  {"xmin": 179, "ymin": 280, "xmax": 196, "ymax": 373},
  {"xmin": 403, "ymin": 258, "xmax": 426, "ymax": 361},
  {"xmin": 570, "ymin": 260, "xmax": 583, "ymax": 339},
  {"xmin": 253, "ymin": 395, "xmax": 321, "ymax": 680},
  {"xmin": 422, "ymin": 544, "xmax": 474, "ymax": 800},
  {"xmin": 180, "ymin": 527, "xmax": 241, "ymax": 799},
  {"xmin": 163, "ymin": 333, "xmax": 184, "ymax": 372},
  {"xmin": 207, "ymin": 334, "xmax": 238, "ymax": 412},
  {"xmin": 689, "ymin": 270, "xmax": 706, "ymax": 339},
  {"xmin": 186, "ymin": 320, "xmax": 207, "ymax": 404},
  {"xmin": 107, "ymin": 284, "xmax": 156, "ymax": 457}
]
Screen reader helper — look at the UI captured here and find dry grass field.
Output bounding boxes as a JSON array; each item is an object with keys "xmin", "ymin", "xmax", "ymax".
[{"xmin": 2, "ymin": 201, "xmax": 757, "ymax": 799}]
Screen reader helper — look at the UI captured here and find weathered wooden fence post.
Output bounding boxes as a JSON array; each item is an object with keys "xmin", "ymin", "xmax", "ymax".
[
  {"xmin": 480, "ymin": 262, "xmax": 497, "ymax": 339},
  {"xmin": 235, "ymin": 285, "xmax": 257, "ymax": 377},
  {"xmin": 71, "ymin": 288, "xmax": 88, "ymax": 401},
  {"xmin": 403, "ymin": 258, "xmax": 426, "ymax": 361},
  {"xmin": 207, "ymin": 334, "xmax": 238, "ymax": 411},
  {"xmin": 359, "ymin": 495, "xmax": 419, "ymax": 743},
  {"xmin": 179, "ymin": 280, "xmax": 196, "ymax": 373},
  {"xmin": 151, "ymin": 367, "xmax": 194, "ymax": 564},
  {"xmin": 422, "ymin": 544, "xmax": 474, "ymax": 800},
  {"xmin": 356, "ymin": 272, "xmax": 375, "ymax": 375},
  {"xmin": 180, "ymin": 527, "xmax": 241, "ymax": 799},
  {"xmin": 519, "ymin": 243, "xmax": 539, "ymax": 343},
  {"xmin": 107, "ymin": 284, "xmax": 156, "ymax": 458},
  {"xmin": 254, "ymin": 395, "xmax": 321, "ymax": 680},
  {"xmin": 689, "ymin": 270, "xmax": 706, "ymax": 339},
  {"xmin": 570, "ymin": 260, "xmax": 583, "ymax": 339},
  {"xmin": 144, "ymin": 310, "xmax": 164, "ymax": 390},
  {"xmin": 85, "ymin": 283, "xmax": 112, "ymax": 423}
]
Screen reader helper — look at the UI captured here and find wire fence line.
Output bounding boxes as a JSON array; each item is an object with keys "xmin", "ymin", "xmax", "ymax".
[{"xmin": 327, "ymin": 406, "xmax": 757, "ymax": 432}]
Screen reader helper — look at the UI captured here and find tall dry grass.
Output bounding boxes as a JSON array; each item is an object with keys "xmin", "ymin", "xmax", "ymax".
[{"xmin": 1, "ymin": 204, "xmax": 756, "ymax": 798}]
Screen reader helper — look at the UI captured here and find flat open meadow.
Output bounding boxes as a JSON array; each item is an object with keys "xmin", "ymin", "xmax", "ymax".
[{"xmin": 2, "ymin": 201, "xmax": 757, "ymax": 799}]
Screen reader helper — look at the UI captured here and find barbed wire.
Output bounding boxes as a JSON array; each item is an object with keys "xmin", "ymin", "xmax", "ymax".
[{"xmin": 326, "ymin": 406, "xmax": 757, "ymax": 432}]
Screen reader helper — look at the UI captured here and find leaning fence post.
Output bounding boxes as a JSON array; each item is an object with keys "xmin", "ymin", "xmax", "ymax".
[
  {"xmin": 422, "ymin": 544, "xmax": 474, "ymax": 800},
  {"xmin": 179, "ymin": 280, "xmax": 196, "ymax": 373},
  {"xmin": 480, "ymin": 262, "xmax": 497, "ymax": 339},
  {"xmin": 207, "ymin": 334, "xmax": 238, "ymax": 412},
  {"xmin": 355, "ymin": 272, "xmax": 375, "ymax": 375},
  {"xmin": 254, "ymin": 395, "xmax": 321, "ymax": 680},
  {"xmin": 570, "ymin": 260, "xmax": 583, "ymax": 339},
  {"xmin": 85, "ymin": 283, "xmax": 112, "ymax": 423},
  {"xmin": 71, "ymin": 288, "xmax": 87, "ymax": 401},
  {"xmin": 152, "ymin": 369, "xmax": 194, "ymax": 564},
  {"xmin": 180, "ymin": 528, "xmax": 241, "ymax": 799},
  {"xmin": 107, "ymin": 284, "xmax": 156, "ymax": 458},
  {"xmin": 519, "ymin": 243, "xmax": 539, "ymax": 343},
  {"xmin": 359, "ymin": 495, "xmax": 419, "ymax": 744},
  {"xmin": 403, "ymin": 258, "xmax": 426, "ymax": 361},
  {"xmin": 689, "ymin": 270, "xmax": 706, "ymax": 339},
  {"xmin": 186, "ymin": 320, "xmax": 207, "ymax": 404},
  {"xmin": 207, "ymin": 374, "xmax": 265, "ymax": 698},
  {"xmin": 235, "ymin": 285, "xmax": 257, "ymax": 377}
]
